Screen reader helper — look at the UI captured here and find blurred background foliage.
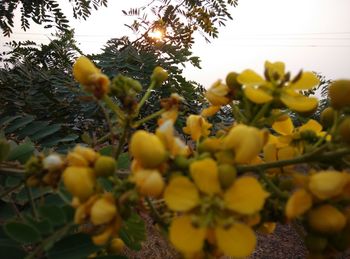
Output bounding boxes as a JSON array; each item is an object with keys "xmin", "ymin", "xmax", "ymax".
[{"xmin": 0, "ymin": 0, "xmax": 239, "ymax": 148}]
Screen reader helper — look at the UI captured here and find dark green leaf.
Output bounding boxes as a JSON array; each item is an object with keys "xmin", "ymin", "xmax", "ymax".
[
  {"xmin": 38, "ymin": 205, "xmax": 66, "ymax": 227},
  {"xmin": 17, "ymin": 121, "xmax": 50, "ymax": 138},
  {"xmin": 48, "ymin": 233, "xmax": 99, "ymax": 259},
  {"xmin": 119, "ymin": 212, "xmax": 145, "ymax": 251},
  {"xmin": 30, "ymin": 124, "xmax": 61, "ymax": 141},
  {"xmin": 117, "ymin": 153, "xmax": 130, "ymax": 170},
  {"xmin": 7, "ymin": 143, "xmax": 35, "ymax": 163},
  {"xmin": 99, "ymin": 145, "xmax": 113, "ymax": 156},
  {"xmin": 4, "ymin": 222, "xmax": 41, "ymax": 244},
  {"xmin": 5, "ymin": 116, "xmax": 35, "ymax": 134},
  {"xmin": 25, "ymin": 216, "xmax": 53, "ymax": 236},
  {"xmin": 5, "ymin": 176, "xmax": 22, "ymax": 187},
  {"xmin": 0, "ymin": 116, "xmax": 21, "ymax": 127},
  {"xmin": 0, "ymin": 139, "xmax": 11, "ymax": 162},
  {"xmin": 0, "ymin": 238, "xmax": 26, "ymax": 259}
]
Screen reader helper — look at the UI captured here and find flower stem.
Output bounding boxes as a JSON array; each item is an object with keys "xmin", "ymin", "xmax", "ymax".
[
  {"xmin": 132, "ymin": 109, "xmax": 165, "ymax": 128},
  {"xmin": 26, "ymin": 184, "xmax": 39, "ymax": 220},
  {"xmin": 102, "ymin": 95, "xmax": 125, "ymax": 120},
  {"xmin": 136, "ymin": 80, "xmax": 156, "ymax": 114},
  {"xmin": 259, "ymin": 172, "xmax": 288, "ymax": 199}
]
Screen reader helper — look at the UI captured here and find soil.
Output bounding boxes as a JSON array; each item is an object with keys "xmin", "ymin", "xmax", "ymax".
[{"xmin": 122, "ymin": 214, "xmax": 350, "ymax": 259}]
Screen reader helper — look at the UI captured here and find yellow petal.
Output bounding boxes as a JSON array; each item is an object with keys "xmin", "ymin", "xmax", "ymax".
[
  {"xmin": 237, "ymin": 69, "xmax": 265, "ymax": 86},
  {"xmin": 285, "ymin": 189, "xmax": 312, "ymax": 219},
  {"xmin": 224, "ymin": 177, "xmax": 269, "ymax": 214},
  {"xmin": 201, "ymin": 106, "xmax": 221, "ymax": 117},
  {"xmin": 224, "ymin": 125, "xmax": 264, "ymax": 164},
  {"xmin": 205, "ymin": 80, "xmax": 230, "ymax": 106},
  {"xmin": 190, "ymin": 158, "xmax": 221, "ymax": 195},
  {"xmin": 289, "ymin": 72, "xmax": 319, "ymax": 90},
  {"xmin": 164, "ymin": 176, "xmax": 199, "ymax": 211},
  {"xmin": 183, "ymin": 115, "xmax": 212, "ymax": 141},
  {"xmin": 215, "ymin": 223, "xmax": 256, "ymax": 257},
  {"xmin": 308, "ymin": 205, "xmax": 346, "ymax": 233},
  {"xmin": 169, "ymin": 215, "xmax": 206, "ymax": 254},
  {"xmin": 299, "ymin": 119, "xmax": 323, "ymax": 133},
  {"xmin": 90, "ymin": 196, "xmax": 117, "ymax": 225},
  {"xmin": 309, "ymin": 171, "xmax": 349, "ymax": 200},
  {"xmin": 263, "ymin": 144, "xmax": 277, "ymax": 163},
  {"xmin": 244, "ymin": 85, "xmax": 273, "ymax": 104},
  {"xmin": 265, "ymin": 61, "xmax": 285, "ymax": 80},
  {"xmin": 277, "ymin": 146, "xmax": 296, "ymax": 160},
  {"xmin": 272, "ymin": 116, "xmax": 294, "ymax": 136},
  {"xmin": 280, "ymin": 92, "xmax": 318, "ymax": 112}
]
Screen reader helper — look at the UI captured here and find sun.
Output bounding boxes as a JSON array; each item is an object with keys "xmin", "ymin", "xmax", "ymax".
[{"xmin": 148, "ymin": 29, "xmax": 164, "ymax": 40}]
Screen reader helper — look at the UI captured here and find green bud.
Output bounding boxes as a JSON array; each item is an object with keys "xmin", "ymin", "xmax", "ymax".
[
  {"xmin": 173, "ymin": 155, "xmax": 190, "ymax": 170},
  {"xmin": 94, "ymin": 156, "xmax": 117, "ymax": 177},
  {"xmin": 329, "ymin": 80, "xmax": 350, "ymax": 110},
  {"xmin": 151, "ymin": 66, "xmax": 168, "ymax": 86},
  {"xmin": 320, "ymin": 107, "xmax": 335, "ymax": 129},
  {"xmin": 218, "ymin": 164, "xmax": 237, "ymax": 189},
  {"xmin": 305, "ymin": 234, "xmax": 328, "ymax": 253},
  {"xmin": 338, "ymin": 117, "xmax": 350, "ymax": 143},
  {"xmin": 25, "ymin": 156, "xmax": 43, "ymax": 175}
]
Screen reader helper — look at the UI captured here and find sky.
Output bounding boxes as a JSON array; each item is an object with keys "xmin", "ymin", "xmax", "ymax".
[{"xmin": 1, "ymin": 0, "xmax": 350, "ymax": 88}]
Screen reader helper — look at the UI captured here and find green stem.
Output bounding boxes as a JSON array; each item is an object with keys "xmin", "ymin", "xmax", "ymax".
[
  {"xmin": 114, "ymin": 122, "xmax": 130, "ymax": 160},
  {"xmin": 145, "ymin": 197, "xmax": 167, "ymax": 228},
  {"xmin": 250, "ymin": 102, "xmax": 270, "ymax": 126},
  {"xmin": 0, "ymin": 180, "xmax": 24, "ymax": 199},
  {"xmin": 237, "ymin": 145, "xmax": 350, "ymax": 173},
  {"xmin": 0, "ymin": 167, "xmax": 25, "ymax": 177},
  {"xmin": 25, "ymin": 223, "xmax": 73, "ymax": 259},
  {"xmin": 102, "ymin": 95, "xmax": 125, "ymax": 120},
  {"xmin": 230, "ymin": 103, "xmax": 247, "ymax": 123},
  {"xmin": 136, "ymin": 81, "xmax": 156, "ymax": 114},
  {"xmin": 259, "ymin": 172, "xmax": 288, "ymax": 199},
  {"xmin": 25, "ymin": 185, "xmax": 39, "ymax": 220},
  {"xmin": 97, "ymin": 100, "xmax": 115, "ymax": 146},
  {"xmin": 96, "ymin": 133, "xmax": 111, "ymax": 144},
  {"xmin": 132, "ymin": 109, "xmax": 165, "ymax": 128}
]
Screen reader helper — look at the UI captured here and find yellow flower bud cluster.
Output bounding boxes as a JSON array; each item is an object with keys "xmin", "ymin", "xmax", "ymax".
[
  {"xmin": 25, "ymin": 154, "xmax": 64, "ymax": 188},
  {"xmin": 74, "ymin": 193, "xmax": 122, "ymax": 246},
  {"xmin": 285, "ymin": 170, "xmax": 350, "ymax": 254},
  {"xmin": 73, "ymin": 56, "xmax": 110, "ymax": 99}
]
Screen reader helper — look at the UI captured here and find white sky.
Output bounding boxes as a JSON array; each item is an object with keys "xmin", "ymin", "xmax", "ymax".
[{"xmin": 1, "ymin": 0, "xmax": 350, "ymax": 88}]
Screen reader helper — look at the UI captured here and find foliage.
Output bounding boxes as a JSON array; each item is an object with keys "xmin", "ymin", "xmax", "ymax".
[{"xmin": 0, "ymin": 0, "xmax": 108, "ymax": 36}]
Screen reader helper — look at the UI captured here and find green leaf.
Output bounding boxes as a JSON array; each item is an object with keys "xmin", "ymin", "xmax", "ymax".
[
  {"xmin": 47, "ymin": 233, "xmax": 99, "ymax": 259},
  {"xmin": 117, "ymin": 153, "xmax": 130, "ymax": 170},
  {"xmin": 7, "ymin": 143, "xmax": 35, "ymax": 163},
  {"xmin": 25, "ymin": 216, "xmax": 53, "ymax": 236},
  {"xmin": 16, "ymin": 187, "xmax": 52, "ymax": 205},
  {"xmin": 17, "ymin": 121, "xmax": 50, "ymax": 139},
  {"xmin": 4, "ymin": 222, "xmax": 41, "ymax": 244},
  {"xmin": 0, "ymin": 116, "xmax": 21, "ymax": 127},
  {"xmin": 58, "ymin": 134, "xmax": 79, "ymax": 142},
  {"xmin": 5, "ymin": 176, "xmax": 22, "ymax": 187},
  {"xmin": 5, "ymin": 116, "xmax": 35, "ymax": 134},
  {"xmin": 30, "ymin": 124, "xmax": 61, "ymax": 141},
  {"xmin": 99, "ymin": 145, "xmax": 113, "ymax": 156},
  {"xmin": 0, "ymin": 139, "xmax": 11, "ymax": 162},
  {"xmin": 0, "ymin": 238, "xmax": 26, "ymax": 259},
  {"xmin": 38, "ymin": 205, "xmax": 66, "ymax": 227},
  {"xmin": 119, "ymin": 212, "xmax": 146, "ymax": 251}
]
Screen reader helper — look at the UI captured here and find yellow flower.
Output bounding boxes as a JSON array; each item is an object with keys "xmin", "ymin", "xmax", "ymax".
[
  {"xmin": 73, "ymin": 145, "xmax": 99, "ymax": 164},
  {"xmin": 73, "ymin": 56, "xmax": 110, "ymax": 98},
  {"xmin": 285, "ymin": 189, "xmax": 312, "ymax": 219},
  {"xmin": 205, "ymin": 80, "xmax": 230, "ymax": 106},
  {"xmin": 308, "ymin": 171, "xmax": 349, "ymax": 200},
  {"xmin": 164, "ymin": 176, "xmax": 199, "ymax": 211},
  {"xmin": 130, "ymin": 130, "xmax": 167, "ymax": 168},
  {"xmin": 201, "ymin": 105, "xmax": 221, "ymax": 117},
  {"xmin": 183, "ymin": 115, "xmax": 212, "ymax": 141},
  {"xmin": 308, "ymin": 205, "xmax": 346, "ymax": 233},
  {"xmin": 62, "ymin": 167, "xmax": 96, "ymax": 201},
  {"xmin": 223, "ymin": 124, "xmax": 266, "ymax": 164},
  {"xmin": 224, "ymin": 177, "xmax": 269, "ymax": 215},
  {"xmin": 237, "ymin": 61, "xmax": 319, "ymax": 112},
  {"xmin": 215, "ymin": 223, "xmax": 256, "ymax": 257},
  {"xmin": 190, "ymin": 158, "xmax": 222, "ymax": 195},
  {"xmin": 90, "ymin": 194, "xmax": 117, "ymax": 225},
  {"xmin": 169, "ymin": 215, "xmax": 206, "ymax": 254},
  {"xmin": 156, "ymin": 120, "xmax": 190, "ymax": 157},
  {"xmin": 132, "ymin": 169, "xmax": 165, "ymax": 198}
]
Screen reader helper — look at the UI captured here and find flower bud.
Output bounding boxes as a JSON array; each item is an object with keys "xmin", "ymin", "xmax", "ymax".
[
  {"xmin": 151, "ymin": 66, "xmax": 168, "ymax": 86},
  {"xmin": 42, "ymin": 154, "xmax": 63, "ymax": 171},
  {"xmin": 308, "ymin": 205, "xmax": 346, "ymax": 233},
  {"xmin": 218, "ymin": 164, "xmax": 237, "ymax": 189},
  {"xmin": 94, "ymin": 156, "xmax": 117, "ymax": 177},
  {"xmin": 73, "ymin": 145, "xmax": 99, "ymax": 164},
  {"xmin": 226, "ymin": 72, "xmax": 241, "ymax": 90},
  {"xmin": 338, "ymin": 117, "xmax": 350, "ymax": 143},
  {"xmin": 205, "ymin": 80, "xmax": 230, "ymax": 106},
  {"xmin": 130, "ymin": 130, "xmax": 167, "ymax": 168},
  {"xmin": 134, "ymin": 170, "xmax": 165, "ymax": 197},
  {"xmin": 110, "ymin": 238, "xmax": 125, "ymax": 253},
  {"xmin": 66, "ymin": 152, "xmax": 89, "ymax": 167},
  {"xmin": 62, "ymin": 167, "xmax": 96, "ymax": 201},
  {"xmin": 328, "ymin": 80, "xmax": 350, "ymax": 109},
  {"xmin": 320, "ymin": 107, "xmax": 335, "ymax": 129},
  {"xmin": 90, "ymin": 195, "xmax": 117, "ymax": 225}
]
